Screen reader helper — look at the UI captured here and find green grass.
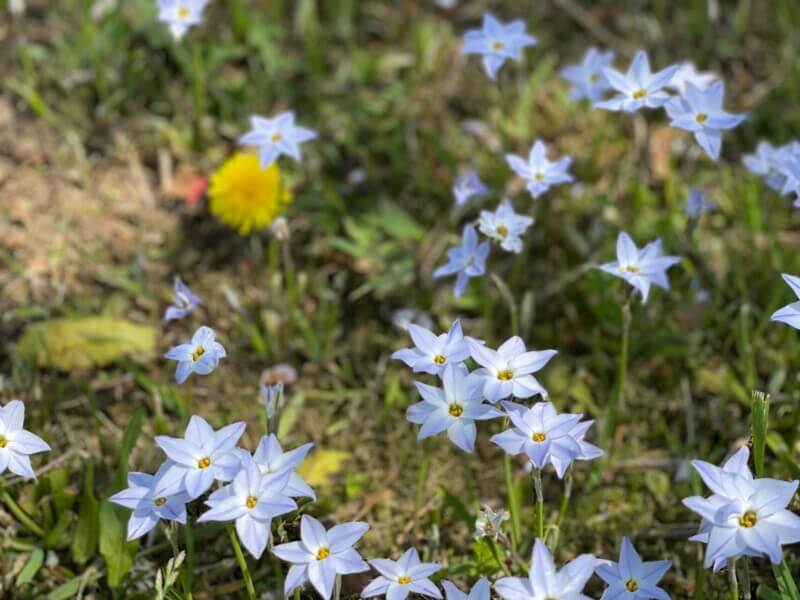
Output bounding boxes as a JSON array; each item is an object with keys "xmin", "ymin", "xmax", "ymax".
[{"xmin": 1, "ymin": 0, "xmax": 800, "ymax": 598}]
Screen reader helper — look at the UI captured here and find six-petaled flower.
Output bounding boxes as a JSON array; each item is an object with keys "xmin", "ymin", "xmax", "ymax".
[
  {"xmin": 239, "ymin": 111, "xmax": 317, "ymax": 169},
  {"xmin": 506, "ymin": 139, "xmax": 574, "ymax": 199},
  {"xmin": 461, "ymin": 13, "xmax": 537, "ymax": 80},
  {"xmin": 595, "ymin": 50, "xmax": 679, "ymax": 112}
]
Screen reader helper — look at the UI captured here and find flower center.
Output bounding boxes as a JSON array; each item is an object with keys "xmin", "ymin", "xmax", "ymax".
[
  {"xmin": 534, "ymin": 172, "xmax": 544, "ymax": 182},
  {"xmin": 497, "ymin": 225, "xmax": 509, "ymax": 237},
  {"xmin": 0, "ymin": 436, "xmax": 6, "ymax": 448},
  {"xmin": 154, "ymin": 497, "xmax": 167, "ymax": 507},
  {"xmin": 271, "ymin": 132, "xmax": 283, "ymax": 143},
  {"xmin": 695, "ymin": 112, "xmax": 708, "ymax": 124},
  {"xmin": 192, "ymin": 345, "xmax": 205, "ymax": 361},
  {"xmin": 497, "ymin": 369, "xmax": 514, "ymax": 381},
  {"xmin": 177, "ymin": 6, "xmax": 190, "ymax": 18},
  {"xmin": 739, "ymin": 510, "xmax": 757, "ymax": 528},
  {"xmin": 625, "ymin": 578, "xmax": 639, "ymax": 592},
  {"xmin": 532, "ymin": 432, "xmax": 546, "ymax": 442},
  {"xmin": 492, "ymin": 40, "xmax": 504, "ymax": 51},
  {"xmin": 434, "ymin": 354, "xmax": 446, "ymax": 365},
  {"xmin": 590, "ymin": 72, "xmax": 600, "ymax": 83},
  {"xmin": 246, "ymin": 496, "xmax": 258, "ymax": 509},
  {"xmin": 449, "ymin": 404, "xmax": 463, "ymax": 417},
  {"xmin": 398, "ymin": 576, "xmax": 411, "ymax": 585},
  {"xmin": 633, "ymin": 89, "xmax": 647, "ymax": 99},
  {"xmin": 197, "ymin": 457, "xmax": 211, "ymax": 469},
  {"xmin": 620, "ymin": 264, "xmax": 639, "ymax": 273},
  {"xmin": 317, "ymin": 547, "xmax": 331, "ymax": 560}
]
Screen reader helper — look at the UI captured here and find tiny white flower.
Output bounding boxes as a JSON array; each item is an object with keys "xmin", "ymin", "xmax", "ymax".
[
  {"xmin": 595, "ymin": 537, "xmax": 671, "ymax": 600},
  {"xmin": 467, "ymin": 336, "xmax": 556, "ymax": 402},
  {"xmin": 392, "ymin": 320, "xmax": 471, "ymax": 375},
  {"xmin": 239, "ymin": 111, "xmax": 317, "ymax": 169},
  {"xmin": 474, "ymin": 505, "xmax": 509, "ymax": 541},
  {"xmin": 453, "ymin": 171, "xmax": 490, "ymax": 207},
  {"xmin": 478, "ymin": 199, "xmax": 534, "ymax": 253},
  {"xmin": 164, "ymin": 325, "xmax": 227, "ymax": 384},
  {"xmin": 443, "ymin": 578, "xmax": 490, "ymax": 600},
  {"xmin": 250, "ymin": 434, "xmax": 316, "ymax": 501},
  {"xmin": 505, "ymin": 140, "xmax": 573, "ymax": 200},
  {"xmin": 461, "ymin": 13, "xmax": 537, "ymax": 80},
  {"xmin": 158, "ymin": 0, "xmax": 208, "ymax": 40},
  {"xmin": 595, "ymin": 50, "xmax": 679, "ymax": 112},
  {"xmin": 599, "ymin": 232, "xmax": 681, "ymax": 303},
  {"xmin": 0, "ymin": 400, "xmax": 50, "ymax": 480},
  {"xmin": 362, "ymin": 548, "xmax": 442, "ymax": 600}
]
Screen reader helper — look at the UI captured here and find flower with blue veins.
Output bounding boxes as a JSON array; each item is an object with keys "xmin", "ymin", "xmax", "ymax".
[
  {"xmin": 495, "ymin": 539, "xmax": 595, "ymax": 600},
  {"xmin": 164, "ymin": 276, "xmax": 200, "ymax": 321},
  {"xmin": 595, "ymin": 50, "xmax": 679, "ymax": 112},
  {"xmin": 478, "ymin": 199, "xmax": 534, "ymax": 253},
  {"xmin": 491, "ymin": 401, "xmax": 585, "ymax": 476},
  {"xmin": 406, "ymin": 364, "xmax": 503, "ymax": 453},
  {"xmin": 665, "ymin": 81, "xmax": 746, "ymax": 160},
  {"xmin": 453, "ymin": 170, "xmax": 490, "ymax": 207},
  {"xmin": 239, "ymin": 111, "xmax": 317, "ymax": 169},
  {"xmin": 667, "ymin": 62, "xmax": 717, "ymax": 94},
  {"xmin": 595, "ymin": 537, "xmax": 671, "ymax": 600},
  {"xmin": 467, "ymin": 336, "xmax": 556, "ymax": 403},
  {"xmin": 682, "ymin": 446, "xmax": 800, "ymax": 570},
  {"xmin": 770, "ymin": 273, "xmax": 800, "ymax": 330},
  {"xmin": 391, "ymin": 319, "xmax": 471, "ymax": 375},
  {"xmin": 272, "ymin": 515, "xmax": 370, "ymax": 600},
  {"xmin": 362, "ymin": 548, "xmax": 442, "ymax": 600},
  {"xmin": 165, "ymin": 325, "xmax": 226, "ymax": 384},
  {"xmin": 152, "ymin": 415, "xmax": 245, "ymax": 499},
  {"xmin": 461, "ymin": 13, "xmax": 537, "ymax": 80},
  {"xmin": 433, "ymin": 225, "xmax": 490, "ymax": 298},
  {"xmin": 0, "ymin": 399, "xmax": 50, "ymax": 479},
  {"xmin": 109, "ymin": 463, "xmax": 190, "ymax": 541},
  {"xmin": 684, "ymin": 189, "xmax": 716, "ymax": 218},
  {"xmin": 505, "ymin": 139, "xmax": 573, "ymax": 199},
  {"xmin": 158, "ymin": 0, "xmax": 208, "ymax": 40},
  {"xmin": 560, "ymin": 47, "xmax": 615, "ymax": 103},
  {"xmin": 198, "ymin": 454, "xmax": 297, "ymax": 559},
  {"xmin": 599, "ymin": 232, "xmax": 681, "ymax": 304},
  {"xmin": 442, "ymin": 578, "xmax": 490, "ymax": 600}
]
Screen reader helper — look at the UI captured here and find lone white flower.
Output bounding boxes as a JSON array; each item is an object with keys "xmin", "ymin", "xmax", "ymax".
[
  {"xmin": 468, "ymin": 336, "xmax": 556, "ymax": 402},
  {"xmin": 478, "ymin": 199, "xmax": 534, "ymax": 254},
  {"xmin": 461, "ymin": 13, "xmax": 537, "ymax": 80},
  {"xmin": 158, "ymin": 0, "xmax": 208, "ymax": 40},
  {"xmin": 595, "ymin": 50, "xmax": 679, "ymax": 112},
  {"xmin": 595, "ymin": 537, "xmax": 671, "ymax": 600},
  {"xmin": 474, "ymin": 504, "xmax": 509, "ymax": 541},
  {"xmin": 505, "ymin": 140, "xmax": 573, "ymax": 199},
  {"xmin": 392, "ymin": 320, "xmax": 471, "ymax": 375},
  {"xmin": 0, "ymin": 400, "xmax": 50, "ymax": 479},
  {"xmin": 273, "ymin": 514, "xmax": 370, "ymax": 599},
  {"xmin": 362, "ymin": 548, "xmax": 442, "ymax": 600},
  {"xmin": 165, "ymin": 326, "xmax": 227, "ymax": 384},
  {"xmin": 599, "ymin": 232, "xmax": 681, "ymax": 303},
  {"xmin": 560, "ymin": 47, "xmax": 615, "ymax": 103},
  {"xmin": 239, "ymin": 111, "xmax": 317, "ymax": 169}
]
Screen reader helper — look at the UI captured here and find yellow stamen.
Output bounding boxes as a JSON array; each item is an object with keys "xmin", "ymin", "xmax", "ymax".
[
  {"xmin": 497, "ymin": 370, "xmax": 514, "ymax": 381},
  {"xmin": 0, "ymin": 436, "xmax": 6, "ymax": 449},
  {"xmin": 154, "ymin": 497, "xmax": 167, "ymax": 507},
  {"xmin": 620, "ymin": 264, "xmax": 640, "ymax": 274},
  {"xmin": 271, "ymin": 132, "xmax": 283, "ymax": 143},
  {"xmin": 633, "ymin": 89, "xmax": 646, "ymax": 99},
  {"xmin": 434, "ymin": 354, "xmax": 446, "ymax": 365},
  {"xmin": 398, "ymin": 576, "xmax": 411, "ymax": 585},
  {"xmin": 534, "ymin": 172, "xmax": 545, "ymax": 182},
  {"xmin": 197, "ymin": 457, "xmax": 211, "ymax": 469},
  {"xmin": 739, "ymin": 511, "xmax": 757, "ymax": 528},
  {"xmin": 626, "ymin": 578, "xmax": 639, "ymax": 592},
  {"xmin": 532, "ymin": 432, "xmax": 546, "ymax": 442},
  {"xmin": 590, "ymin": 73, "xmax": 600, "ymax": 83},
  {"xmin": 317, "ymin": 547, "xmax": 331, "ymax": 560},
  {"xmin": 492, "ymin": 41, "xmax": 504, "ymax": 51},
  {"xmin": 696, "ymin": 113, "xmax": 708, "ymax": 124},
  {"xmin": 449, "ymin": 404, "xmax": 463, "ymax": 417},
  {"xmin": 177, "ymin": 6, "xmax": 190, "ymax": 18},
  {"xmin": 497, "ymin": 226, "xmax": 509, "ymax": 237},
  {"xmin": 192, "ymin": 345, "xmax": 205, "ymax": 361},
  {"xmin": 246, "ymin": 496, "xmax": 258, "ymax": 509}
]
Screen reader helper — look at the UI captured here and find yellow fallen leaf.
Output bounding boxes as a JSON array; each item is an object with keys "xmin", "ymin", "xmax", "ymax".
[{"xmin": 297, "ymin": 450, "xmax": 350, "ymax": 487}]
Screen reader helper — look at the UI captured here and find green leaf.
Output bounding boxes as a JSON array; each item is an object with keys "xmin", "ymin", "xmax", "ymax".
[
  {"xmin": 72, "ymin": 462, "xmax": 99, "ymax": 564},
  {"xmin": 772, "ymin": 560, "xmax": 800, "ymax": 600},
  {"xmin": 757, "ymin": 584, "xmax": 783, "ymax": 600},
  {"xmin": 98, "ymin": 501, "xmax": 138, "ymax": 590},
  {"xmin": 16, "ymin": 548, "xmax": 44, "ymax": 585},
  {"xmin": 113, "ymin": 406, "xmax": 145, "ymax": 491},
  {"xmin": 751, "ymin": 391, "xmax": 770, "ymax": 477},
  {"xmin": 439, "ymin": 487, "xmax": 473, "ymax": 529},
  {"xmin": 17, "ymin": 317, "xmax": 156, "ymax": 371}
]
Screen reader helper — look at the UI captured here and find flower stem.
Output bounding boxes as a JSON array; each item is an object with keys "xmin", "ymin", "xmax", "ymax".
[
  {"xmin": 728, "ymin": 557, "xmax": 739, "ymax": 600},
  {"xmin": 602, "ymin": 297, "xmax": 631, "ymax": 448},
  {"xmin": 533, "ymin": 468, "xmax": 544, "ymax": 541},
  {"xmin": 503, "ymin": 454, "xmax": 520, "ymax": 550},
  {"xmin": 1, "ymin": 490, "xmax": 44, "ymax": 538},
  {"xmin": 226, "ymin": 523, "xmax": 256, "ymax": 600},
  {"xmin": 487, "ymin": 538, "xmax": 511, "ymax": 576},
  {"xmin": 333, "ymin": 573, "xmax": 342, "ymax": 600},
  {"xmin": 190, "ymin": 40, "xmax": 206, "ymax": 150},
  {"xmin": 549, "ymin": 468, "xmax": 572, "ymax": 551}
]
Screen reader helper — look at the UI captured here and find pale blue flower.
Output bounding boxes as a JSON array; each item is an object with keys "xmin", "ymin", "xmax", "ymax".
[
  {"xmin": 560, "ymin": 47, "xmax": 615, "ymax": 103},
  {"xmin": 595, "ymin": 537, "xmax": 671, "ymax": 600},
  {"xmin": 407, "ymin": 364, "xmax": 503, "ymax": 453},
  {"xmin": 392, "ymin": 319, "xmax": 471, "ymax": 375},
  {"xmin": 771, "ymin": 273, "xmax": 800, "ymax": 330},
  {"xmin": 453, "ymin": 171, "xmax": 490, "ymax": 207},
  {"xmin": 433, "ymin": 225, "xmax": 490, "ymax": 298},
  {"xmin": 495, "ymin": 539, "xmax": 595, "ymax": 600},
  {"xmin": 461, "ymin": 13, "xmax": 537, "ymax": 80},
  {"xmin": 667, "ymin": 62, "xmax": 717, "ymax": 94},
  {"xmin": 158, "ymin": 0, "xmax": 208, "ymax": 40},
  {"xmin": 467, "ymin": 336, "xmax": 556, "ymax": 402},
  {"xmin": 239, "ymin": 111, "xmax": 317, "ymax": 169},
  {"xmin": 665, "ymin": 81, "xmax": 746, "ymax": 160},
  {"xmin": 250, "ymin": 434, "xmax": 316, "ymax": 501},
  {"xmin": 152, "ymin": 415, "xmax": 245, "ymax": 499},
  {"xmin": 505, "ymin": 140, "xmax": 573, "ymax": 199},
  {"xmin": 109, "ymin": 463, "xmax": 190, "ymax": 541},
  {"xmin": 478, "ymin": 199, "xmax": 534, "ymax": 253},
  {"xmin": 742, "ymin": 141, "xmax": 800, "ymax": 193},
  {"xmin": 198, "ymin": 454, "xmax": 297, "ymax": 559},
  {"xmin": 684, "ymin": 189, "xmax": 716, "ymax": 218},
  {"xmin": 165, "ymin": 326, "xmax": 226, "ymax": 384},
  {"xmin": 682, "ymin": 447, "xmax": 800, "ymax": 570},
  {"xmin": 362, "ymin": 548, "xmax": 442, "ymax": 600},
  {"xmin": 595, "ymin": 50, "xmax": 679, "ymax": 112},
  {"xmin": 164, "ymin": 276, "xmax": 200, "ymax": 321},
  {"xmin": 522, "ymin": 416, "xmax": 604, "ymax": 477},
  {"xmin": 443, "ymin": 578, "xmax": 490, "ymax": 600},
  {"xmin": 599, "ymin": 232, "xmax": 681, "ymax": 303},
  {"xmin": 0, "ymin": 400, "xmax": 50, "ymax": 479},
  {"xmin": 273, "ymin": 515, "xmax": 370, "ymax": 600},
  {"xmin": 491, "ymin": 401, "xmax": 585, "ymax": 476}
]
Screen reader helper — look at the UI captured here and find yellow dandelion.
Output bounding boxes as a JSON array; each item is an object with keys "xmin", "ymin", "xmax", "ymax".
[{"xmin": 208, "ymin": 153, "xmax": 293, "ymax": 235}]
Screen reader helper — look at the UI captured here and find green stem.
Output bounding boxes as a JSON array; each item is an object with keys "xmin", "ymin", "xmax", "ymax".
[
  {"xmin": 191, "ymin": 40, "xmax": 206, "ymax": 149},
  {"xmin": 183, "ymin": 521, "xmax": 195, "ymax": 597},
  {"xmin": 533, "ymin": 469, "xmax": 544, "ymax": 541},
  {"xmin": 1, "ymin": 490, "xmax": 45, "ymax": 537},
  {"xmin": 728, "ymin": 558, "xmax": 739, "ymax": 600},
  {"xmin": 602, "ymin": 297, "xmax": 631, "ymax": 448},
  {"xmin": 549, "ymin": 468, "xmax": 572, "ymax": 551},
  {"xmin": 503, "ymin": 454, "xmax": 520, "ymax": 550},
  {"xmin": 487, "ymin": 538, "xmax": 511, "ymax": 576},
  {"xmin": 333, "ymin": 573, "xmax": 342, "ymax": 600},
  {"xmin": 226, "ymin": 523, "xmax": 256, "ymax": 600}
]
